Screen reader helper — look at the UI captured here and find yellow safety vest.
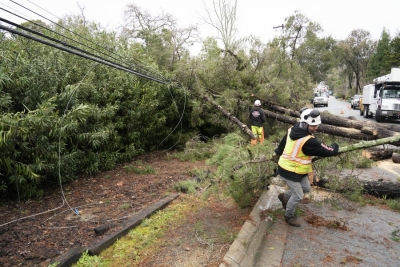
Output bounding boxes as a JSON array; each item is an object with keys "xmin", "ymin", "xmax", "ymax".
[{"xmin": 278, "ymin": 128, "xmax": 314, "ymax": 174}]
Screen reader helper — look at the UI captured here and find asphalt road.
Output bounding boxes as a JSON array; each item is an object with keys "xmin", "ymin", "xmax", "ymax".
[{"xmin": 316, "ymin": 96, "xmax": 400, "ymax": 125}]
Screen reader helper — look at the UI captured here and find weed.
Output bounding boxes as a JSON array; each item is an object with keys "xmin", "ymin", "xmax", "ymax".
[
  {"xmin": 387, "ymin": 198, "xmax": 400, "ymax": 211},
  {"xmin": 194, "ymin": 221, "xmax": 205, "ymax": 235},
  {"xmin": 123, "ymin": 160, "xmax": 156, "ymax": 174},
  {"xmin": 216, "ymin": 227, "xmax": 236, "ymax": 243},
  {"xmin": 294, "ymin": 207, "xmax": 304, "ymax": 217},
  {"xmin": 74, "ymin": 250, "xmax": 106, "ymax": 267},
  {"xmin": 119, "ymin": 203, "xmax": 130, "ymax": 210},
  {"xmin": 261, "ymin": 209, "xmax": 282, "ymax": 221},
  {"xmin": 103, "ymin": 174, "xmax": 111, "ymax": 179},
  {"xmin": 391, "ymin": 230, "xmax": 400, "ymax": 242}
]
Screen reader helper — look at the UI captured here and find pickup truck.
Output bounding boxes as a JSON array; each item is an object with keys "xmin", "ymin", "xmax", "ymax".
[
  {"xmin": 312, "ymin": 92, "xmax": 329, "ymax": 107},
  {"xmin": 350, "ymin": 94, "xmax": 362, "ymax": 109}
]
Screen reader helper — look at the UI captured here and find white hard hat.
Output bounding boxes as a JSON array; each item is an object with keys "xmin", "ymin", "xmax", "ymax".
[
  {"xmin": 254, "ymin": 100, "xmax": 261, "ymax": 106},
  {"xmin": 300, "ymin": 109, "xmax": 321, "ymax": 125}
]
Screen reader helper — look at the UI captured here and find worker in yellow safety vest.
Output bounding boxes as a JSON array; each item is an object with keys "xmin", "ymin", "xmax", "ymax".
[{"xmin": 273, "ymin": 108, "xmax": 339, "ymax": 227}]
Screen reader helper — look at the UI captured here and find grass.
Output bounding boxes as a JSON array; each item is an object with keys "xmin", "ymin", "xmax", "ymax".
[
  {"xmin": 123, "ymin": 160, "xmax": 156, "ymax": 174},
  {"xmin": 73, "ymin": 200, "xmax": 194, "ymax": 267}
]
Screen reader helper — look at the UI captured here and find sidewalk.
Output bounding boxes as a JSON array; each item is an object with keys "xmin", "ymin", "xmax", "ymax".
[{"xmin": 219, "ymin": 184, "xmax": 288, "ymax": 267}]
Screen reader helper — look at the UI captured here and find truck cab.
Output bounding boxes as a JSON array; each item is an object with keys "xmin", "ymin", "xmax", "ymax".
[
  {"xmin": 312, "ymin": 92, "xmax": 329, "ymax": 107},
  {"xmin": 361, "ymin": 67, "xmax": 400, "ymax": 122}
]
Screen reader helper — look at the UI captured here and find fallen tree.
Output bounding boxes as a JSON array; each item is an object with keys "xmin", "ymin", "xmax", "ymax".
[
  {"xmin": 252, "ymin": 94, "xmax": 400, "ymax": 139},
  {"xmin": 201, "ymin": 95, "xmax": 257, "ymax": 140},
  {"xmin": 314, "ymin": 178, "xmax": 400, "ymax": 199},
  {"xmin": 263, "ymin": 109, "xmax": 373, "ymax": 140}
]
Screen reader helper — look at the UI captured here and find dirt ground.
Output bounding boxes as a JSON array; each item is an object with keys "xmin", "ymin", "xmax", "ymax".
[{"xmin": 0, "ymin": 152, "xmax": 252, "ymax": 267}]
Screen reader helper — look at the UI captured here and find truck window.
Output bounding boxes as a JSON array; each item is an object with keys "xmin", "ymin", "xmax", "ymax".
[{"xmin": 383, "ymin": 89, "xmax": 399, "ymax": 98}]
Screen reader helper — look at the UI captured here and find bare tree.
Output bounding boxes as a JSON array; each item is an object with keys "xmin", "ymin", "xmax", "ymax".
[
  {"xmin": 200, "ymin": 0, "xmax": 238, "ymax": 50},
  {"xmin": 121, "ymin": 4, "xmax": 199, "ymax": 68}
]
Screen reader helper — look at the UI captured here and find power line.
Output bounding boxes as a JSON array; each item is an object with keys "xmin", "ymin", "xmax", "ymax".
[
  {"xmin": 4, "ymin": 1, "xmax": 164, "ymax": 80},
  {"xmin": 0, "ymin": 23, "xmax": 167, "ymax": 84},
  {"xmin": 1, "ymin": 2, "xmax": 167, "ymax": 83}
]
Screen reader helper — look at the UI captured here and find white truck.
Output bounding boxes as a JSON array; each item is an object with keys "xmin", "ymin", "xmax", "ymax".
[
  {"xmin": 312, "ymin": 82, "xmax": 329, "ymax": 107},
  {"xmin": 361, "ymin": 67, "xmax": 400, "ymax": 122}
]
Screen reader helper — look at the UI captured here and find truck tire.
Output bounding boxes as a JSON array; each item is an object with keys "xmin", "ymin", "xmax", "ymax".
[{"xmin": 375, "ymin": 106, "xmax": 385, "ymax": 122}]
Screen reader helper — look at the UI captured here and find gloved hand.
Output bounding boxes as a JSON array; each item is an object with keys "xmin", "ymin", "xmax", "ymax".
[
  {"xmin": 329, "ymin": 142, "xmax": 339, "ymax": 152},
  {"xmin": 272, "ymin": 153, "xmax": 280, "ymax": 163}
]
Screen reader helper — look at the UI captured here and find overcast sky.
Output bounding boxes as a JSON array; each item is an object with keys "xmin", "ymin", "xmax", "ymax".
[{"xmin": 2, "ymin": 0, "xmax": 400, "ymax": 54}]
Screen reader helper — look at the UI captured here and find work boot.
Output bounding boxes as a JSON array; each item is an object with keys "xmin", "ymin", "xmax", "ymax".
[
  {"xmin": 278, "ymin": 193, "xmax": 287, "ymax": 210},
  {"xmin": 284, "ymin": 215, "xmax": 301, "ymax": 227}
]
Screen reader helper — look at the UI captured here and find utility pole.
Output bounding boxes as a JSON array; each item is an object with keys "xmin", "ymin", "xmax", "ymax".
[{"xmin": 273, "ymin": 24, "xmax": 286, "ymax": 57}]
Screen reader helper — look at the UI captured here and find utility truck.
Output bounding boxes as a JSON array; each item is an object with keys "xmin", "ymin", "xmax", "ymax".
[
  {"xmin": 311, "ymin": 81, "xmax": 329, "ymax": 107},
  {"xmin": 361, "ymin": 67, "xmax": 400, "ymax": 122}
]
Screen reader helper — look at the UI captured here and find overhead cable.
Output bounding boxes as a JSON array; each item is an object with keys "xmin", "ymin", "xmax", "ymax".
[
  {"xmin": 0, "ymin": 23, "xmax": 167, "ymax": 84},
  {"xmin": 2, "ymin": 3, "xmax": 163, "ymax": 80}
]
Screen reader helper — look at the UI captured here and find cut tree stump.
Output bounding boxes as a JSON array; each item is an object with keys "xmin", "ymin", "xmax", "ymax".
[
  {"xmin": 361, "ymin": 150, "xmax": 393, "ymax": 161},
  {"xmin": 392, "ymin": 152, "xmax": 400, "ymax": 163}
]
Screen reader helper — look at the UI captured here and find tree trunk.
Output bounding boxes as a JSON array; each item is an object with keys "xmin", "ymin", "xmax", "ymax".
[
  {"xmin": 314, "ymin": 178, "xmax": 400, "ymax": 199},
  {"xmin": 252, "ymin": 94, "xmax": 400, "ymax": 136},
  {"xmin": 201, "ymin": 95, "xmax": 257, "ymax": 139},
  {"xmin": 263, "ymin": 109, "xmax": 372, "ymax": 140}
]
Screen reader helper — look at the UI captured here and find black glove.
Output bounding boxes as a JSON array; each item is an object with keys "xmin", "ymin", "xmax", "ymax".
[
  {"xmin": 272, "ymin": 153, "xmax": 280, "ymax": 163},
  {"xmin": 330, "ymin": 142, "xmax": 339, "ymax": 152}
]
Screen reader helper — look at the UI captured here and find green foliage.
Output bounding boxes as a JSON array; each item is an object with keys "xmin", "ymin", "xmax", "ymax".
[
  {"xmin": 0, "ymin": 17, "xmax": 188, "ymax": 198},
  {"xmin": 74, "ymin": 250, "xmax": 106, "ymax": 267},
  {"xmin": 168, "ymin": 135, "xmax": 217, "ymax": 162},
  {"xmin": 173, "ymin": 180, "xmax": 198, "ymax": 194},
  {"xmin": 367, "ymin": 30, "xmax": 391, "ymax": 79},
  {"xmin": 388, "ymin": 36, "xmax": 400, "ymax": 68},
  {"xmin": 207, "ymin": 132, "xmax": 277, "ymax": 207}
]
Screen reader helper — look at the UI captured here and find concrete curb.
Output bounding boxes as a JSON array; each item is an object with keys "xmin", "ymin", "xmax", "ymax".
[
  {"xmin": 52, "ymin": 194, "xmax": 180, "ymax": 267},
  {"xmin": 219, "ymin": 184, "xmax": 288, "ymax": 267}
]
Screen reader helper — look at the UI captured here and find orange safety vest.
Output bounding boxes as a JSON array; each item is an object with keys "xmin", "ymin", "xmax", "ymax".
[{"xmin": 278, "ymin": 128, "xmax": 314, "ymax": 174}]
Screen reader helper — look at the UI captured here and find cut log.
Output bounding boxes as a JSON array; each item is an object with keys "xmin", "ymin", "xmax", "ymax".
[
  {"xmin": 392, "ymin": 152, "xmax": 400, "ymax": 163},
  {"xmin": 252, "ymin": 94, "xmax": 400, "ymax": 137},
  {"xmin": 263, "ymin": 109, "xmax": 372, "ymax": 140},
  {"xmin": 361, "ymin": 150, "xmax": 393, "ymax": 161},
  {"xmin": 314, "ymin": 178, "xmax": 400, "ymax": 199},
  {"xmin": 94, "ymin": 224, "xmax": 111, "ymax": 235}
]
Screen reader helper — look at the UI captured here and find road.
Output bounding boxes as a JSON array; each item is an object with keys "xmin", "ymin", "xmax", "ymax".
[{"xmin": 316, "ymin": 96, "xmax": 400, "ymax": 125}]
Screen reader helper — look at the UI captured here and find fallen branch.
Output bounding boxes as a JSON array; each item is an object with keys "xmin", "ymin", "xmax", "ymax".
[{"xmin": 202, "ymin": 95, "xmax": 256, "ymax": 139}]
